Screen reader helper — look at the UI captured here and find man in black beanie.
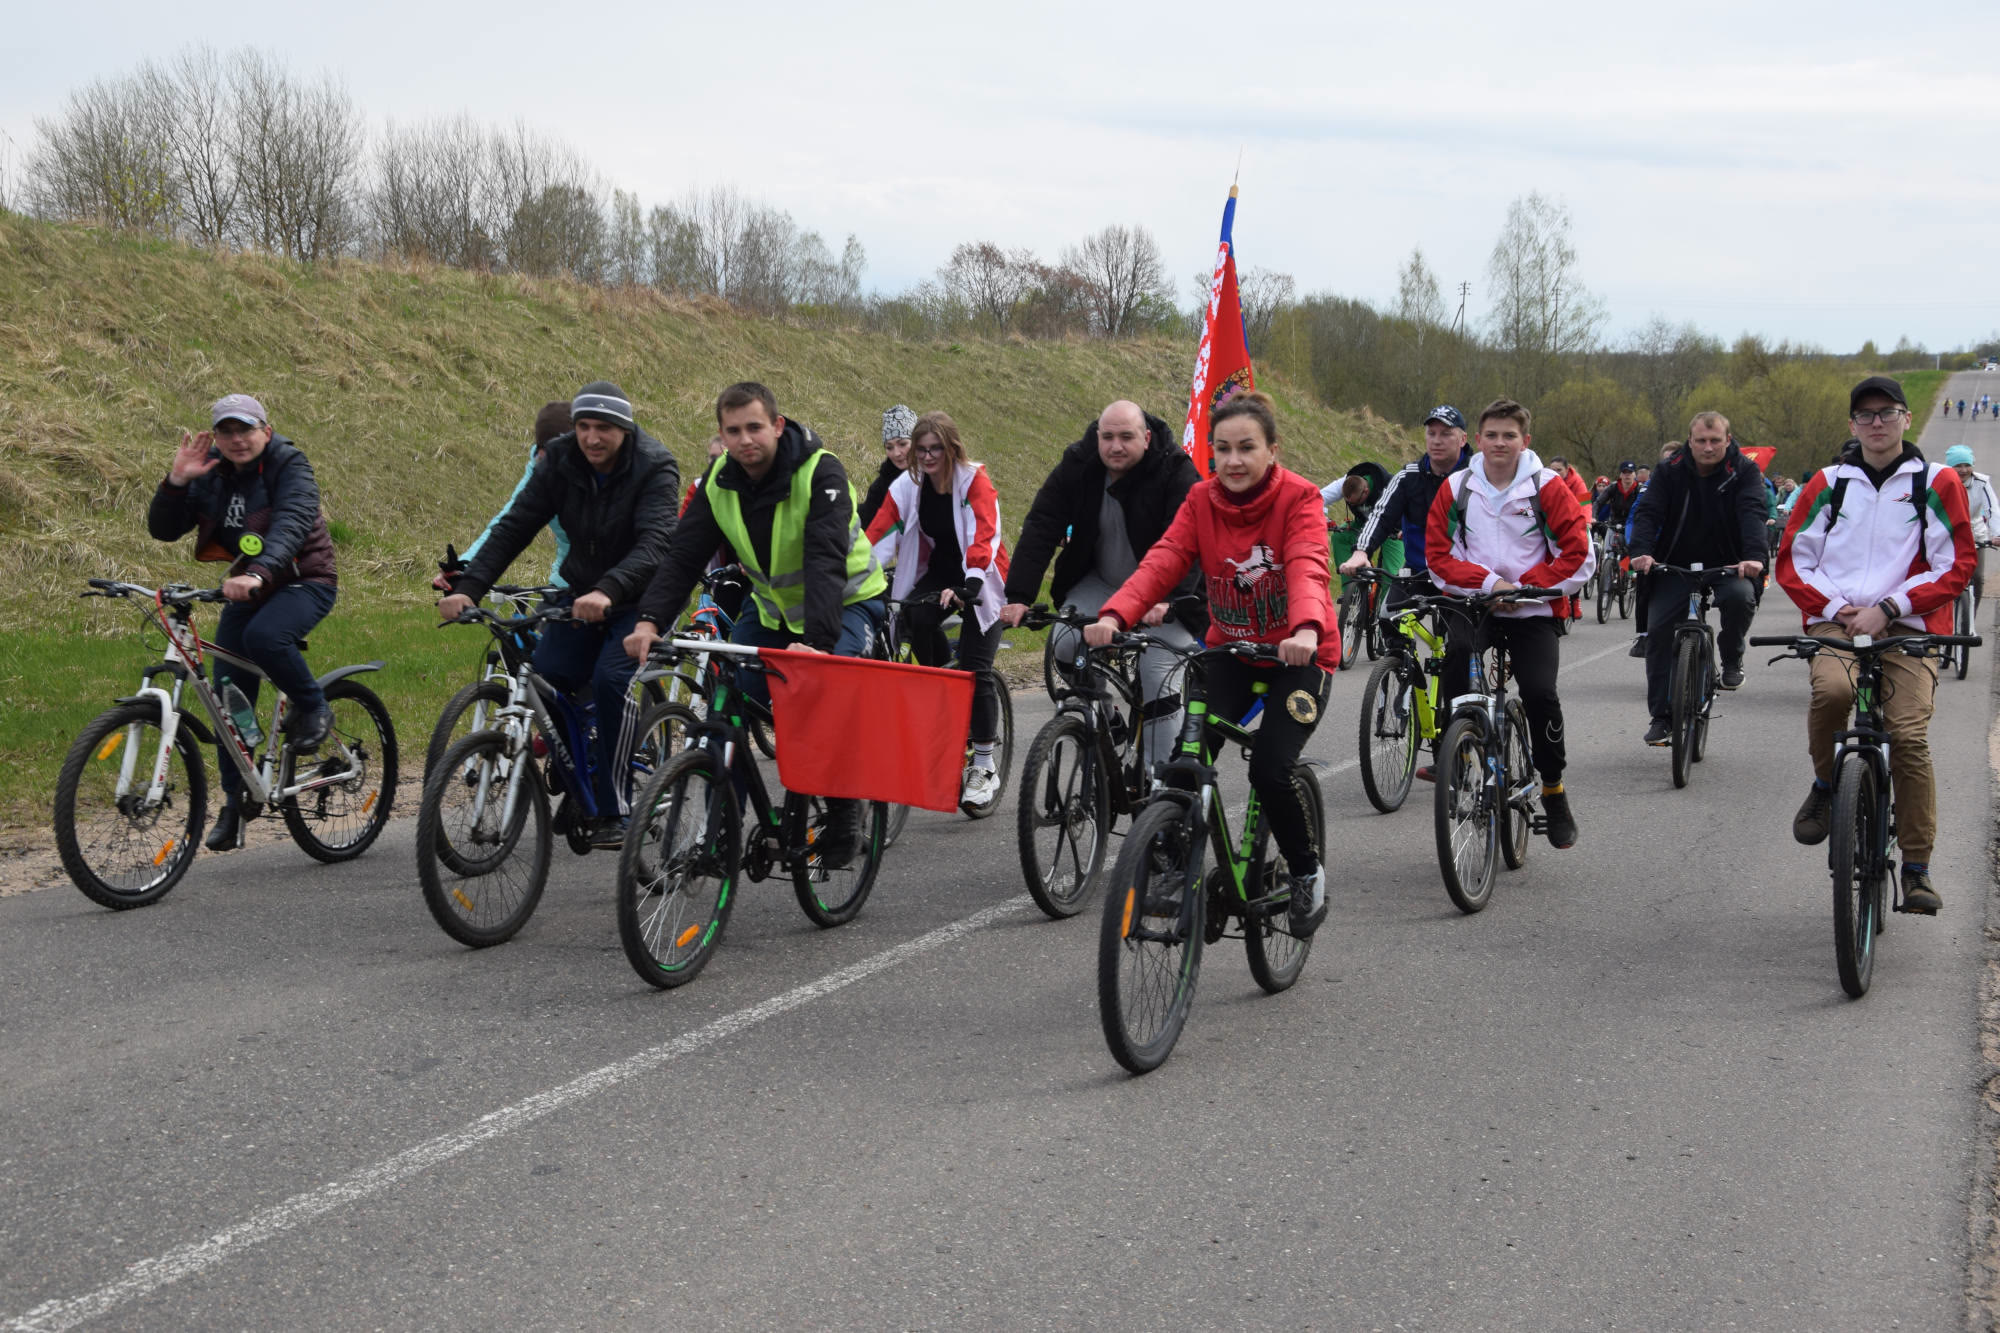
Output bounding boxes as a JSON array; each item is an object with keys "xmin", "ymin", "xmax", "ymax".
[{"xmin": 438, "ymin": 381, "xmax": 680, "ymax": 846}]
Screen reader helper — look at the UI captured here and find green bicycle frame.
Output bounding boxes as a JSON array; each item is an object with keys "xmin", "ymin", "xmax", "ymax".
[
  {"xmin": 1170, "ymin": 683, "xmax": 1271, "ymax": 904},
  {"xmin": 1386, "ymin": 605, "xmax": 1448, "ymax": 744}
]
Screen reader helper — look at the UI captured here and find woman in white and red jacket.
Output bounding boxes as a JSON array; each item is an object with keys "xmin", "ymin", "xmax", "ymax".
[
  {"xmin": 865, "ymin": 410, "xmax": 1012, "ymax": 811},
  {"xmin": 1083, "ymin": 391, "xmax": 1336, "ymax": 937},
  {"xmin": 1425, "ymin": 398, "xmax": 1593, "ymax": 849}
]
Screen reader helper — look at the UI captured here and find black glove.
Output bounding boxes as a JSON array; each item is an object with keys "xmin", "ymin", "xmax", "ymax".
[{"xmin": 958, "ymin": 574, "xmax": 983, "ymax": 608}]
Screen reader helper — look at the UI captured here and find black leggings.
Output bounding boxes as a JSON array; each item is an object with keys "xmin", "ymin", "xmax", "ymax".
[
  {"xmin": 906, "ymin": 601, "xmax": 1003, "ymax": 742},
  {"xmin": 1200, "ymin": 656, "xmax": 1331, "ymax": 875}
]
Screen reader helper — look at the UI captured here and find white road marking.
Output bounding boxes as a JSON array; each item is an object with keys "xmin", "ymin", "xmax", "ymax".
[{"xmin": 1, "ymin": 895, "xmax": 1033, "ymax": 1333}]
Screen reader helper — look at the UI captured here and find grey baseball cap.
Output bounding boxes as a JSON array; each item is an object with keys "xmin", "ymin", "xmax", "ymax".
[{"xmin": 210, "ymin": 394, "xmax": 267, "ymax": 427}]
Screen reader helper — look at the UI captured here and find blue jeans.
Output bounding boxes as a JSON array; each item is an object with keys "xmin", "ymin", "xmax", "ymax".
[
  {"xmin": 532, "ymin": 605, "xmax": 642, "ymax": 817},
  {"xmin": 728, "ymin": 600, "xmax": 886, "ymax": 710},
  {"xmin": 214, "ymin": 581, "xmax": 335, "ymax": 796}
]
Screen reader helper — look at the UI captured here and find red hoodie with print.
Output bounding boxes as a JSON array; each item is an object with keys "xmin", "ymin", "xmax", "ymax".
[{"xmin": 1101, "ymin": 464, "xmax": 1338, "ymax": 670}]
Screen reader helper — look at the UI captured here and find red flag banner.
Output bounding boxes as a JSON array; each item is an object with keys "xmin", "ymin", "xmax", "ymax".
[
  {"xmin": 763, "ymin": 649, "xmax": 974, "ymax": 813},
  {"xmin": 1182, "ymin": 185, "xmax": 1255, "ymax": 479},
  {"xmin": 1738, "ymin": 445, "xmax": 1777, "ymax": 472}
]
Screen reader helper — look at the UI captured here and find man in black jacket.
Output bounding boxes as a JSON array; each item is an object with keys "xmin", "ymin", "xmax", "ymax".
[
  {"xmin": 438, "ymin": 381, "xmax": 679, "ymax": 841},
  {"xmin": 1628, "ymin": 411, "xmax": 1767, "ymax": 744},
  {"xmin": 1000, "ymin": 400, "xmax": 1203, "ymax": 763}
]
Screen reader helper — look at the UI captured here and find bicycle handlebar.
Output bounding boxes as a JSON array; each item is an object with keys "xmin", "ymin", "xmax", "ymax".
[
  {"xmin": 1750, "ymin": 631, "xmax": 1983, "ymax": 661},
  {"xmin": 82, "ymin": 579, "xmax": 225, "ymax": 605}
]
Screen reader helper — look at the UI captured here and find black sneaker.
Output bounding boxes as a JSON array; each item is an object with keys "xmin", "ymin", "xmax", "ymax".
[
  {"xmin": 815, "ymin": 799, "xmax": 863, "ymax": 870},
  {"xmin": 1541, "ymin": 789, "xmax": 1577, "ymax": 848},
  {"xmin": 588, "ymin": 816, "xmax": 629, "ymax": 851},
  {"xmin": 205, "ymin": 799, "xmax": 244, "ymax": 852},
  {"xmin": 1793, "ymin": 783, "xmax": 1831, "ymax": 845},
  {"xmin": 1901, "ymin": 866, "xmax": 1941, "ymax": 915},
  {"xmin": 1288, "ymin": 867, "xmax": 1328, "ymax": 938},
  {"xmin": 290, "ymin": 703, "xmax": 334, "ymax": 752},
  {"xmin": 1719, "ymin": 663, "xmax": 1745, "ymax": 690},
  {"xmin": 1628, "ymin": 635, "xmax": 1647, "ymax": 659},
  {"xmin": 1643, "ymin": 718, "xmax": 1671, "ymax": 746}
]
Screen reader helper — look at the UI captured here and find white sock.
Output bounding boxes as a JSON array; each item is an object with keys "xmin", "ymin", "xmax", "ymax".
[{"xmin": 971, "ymin": 742, "xmax": 996, "ymax": 773}]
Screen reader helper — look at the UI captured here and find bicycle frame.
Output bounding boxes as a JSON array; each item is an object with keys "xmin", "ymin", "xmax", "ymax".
[
  {"xmin": 635, "ymin": 639, "xmax": 787, "ymax": 847},
  {"xmin": 119, "ymin": 589, "xmax": 365, "ymax": 809},
  {"xmin": 1044, "ymin": 615, "xmax": 1153, "ymax": 812},
  {"xmin": 1383, "ymin": 602, "xmax": 1449, "ymax": 744}
]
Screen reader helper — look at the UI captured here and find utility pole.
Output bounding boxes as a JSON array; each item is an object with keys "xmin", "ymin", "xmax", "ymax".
[{"xmin": 1452, "ymin": 282, "xmax": 1470, "ymax": 337}]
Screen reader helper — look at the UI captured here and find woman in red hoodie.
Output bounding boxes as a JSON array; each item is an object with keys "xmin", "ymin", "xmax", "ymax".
[{"xmin": 1083, "ymin": 392, "xmax": 1336, "ymax": 936}]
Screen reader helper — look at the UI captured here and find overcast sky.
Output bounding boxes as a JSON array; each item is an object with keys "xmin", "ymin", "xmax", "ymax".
[{"xmin": 4, "ymin": 0, "xmax": 1994, "ymax": 354}]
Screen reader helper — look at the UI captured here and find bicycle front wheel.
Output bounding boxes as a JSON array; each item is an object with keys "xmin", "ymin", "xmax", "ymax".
[
  {"xmin": 1954, "ymin": 589, "xmax": 1974, "ymax": 681},
  {"xmin": 1670, "ymin": 634, "xmax": 1700, "ymax": 789},
  {"xmin": 282, "ymin": 679, "xmax": 398, "ymax": 862},
  {"xmin": 618, "ymin": 749, "xmax": 740, "ymax": 989},
  {"xmin": 1245, "ymin": 765, "xmax": 1323, "ymax": 994},
  {"xmin": 1017, "ymin": 712, "xmax": 1110, "ymax": 918},
  {"xmin": 416, "ymin": 730, "xmax": 551, "ymax": 947},
  {"xmin": 1596, "ymin": 569, "xmax": 1611, "ymax": 624},
  {"xmin": 1357, "ymin": 656, "xmax": 1418, "ymax": 813},
  {"xmin": 54, "ymin": 703, "xmax": 208, "ymax": 910},
  {"xmin": 1336, "ymin": 585, "xmax": 1363, "ymax": 670},
  {"xmin": 425, "ymin": 678, "xmax": 507, "ymax": 779},
  {"xmin": 788, "ymin": 794, "xmax": 886, "ymax": 927},
  {"xmin": 1497, "ymin": 700, "xmax": 1533, "ymax": 871},
  {"xmin": 1434, "ymin": 715, "xmax": 1497, "ymax": 914},
  {"xmin": 1098, "ymin": 800, "xmax": 1204, "ymax": 1074},
  {"xmin": 1829, "ymin": 753, "xmax": 1882, "ymax": 998}
]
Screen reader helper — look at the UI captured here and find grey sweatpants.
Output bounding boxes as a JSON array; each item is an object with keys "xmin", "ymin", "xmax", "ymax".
[{"xmin": 1048, "ymin": 571, "xmax": 1200, "ymax": 771}]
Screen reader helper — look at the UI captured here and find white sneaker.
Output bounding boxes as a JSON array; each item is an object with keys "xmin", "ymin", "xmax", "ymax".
[
  {"xmin": 961, "ymin": 766, "xmax": 1000, "ymax": 810},
  {"xmin": 1288, "ymin": 866, "xmax": 1328, "ymax": 938}
]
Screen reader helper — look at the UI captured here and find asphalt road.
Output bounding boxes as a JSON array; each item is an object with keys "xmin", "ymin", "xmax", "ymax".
[{"xmin": 5, "ymin": 381, "xmax": 1999, "ymax": 1331}]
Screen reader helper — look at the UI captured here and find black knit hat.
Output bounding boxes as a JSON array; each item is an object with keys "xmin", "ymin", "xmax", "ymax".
[{"xmin": 572, "ymin": 381, "xmax": 636, "ymax": 432}]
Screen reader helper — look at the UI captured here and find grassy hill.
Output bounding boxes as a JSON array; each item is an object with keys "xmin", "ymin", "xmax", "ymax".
[{"xmin": 0, "ymin": 212, "xmax": 1409, "ymax": 828}]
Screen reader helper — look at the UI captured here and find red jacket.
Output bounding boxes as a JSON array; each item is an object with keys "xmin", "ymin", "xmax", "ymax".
[
  {"xmin": 1102, "ymin": 465, "xmax": 1337, "ymax": 670},
  {"xmin": 1555, "ymin": 467, "xmax": 1590, "ymax": 504}
]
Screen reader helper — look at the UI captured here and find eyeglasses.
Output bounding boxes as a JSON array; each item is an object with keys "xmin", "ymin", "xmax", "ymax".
[
  {"xmin": 1850, "ymin": 408, "xmax": 1907, "ymax": 425},
  {"xmin": 912, "ymin": 444, "xmax": 946, "ymax": 458}
]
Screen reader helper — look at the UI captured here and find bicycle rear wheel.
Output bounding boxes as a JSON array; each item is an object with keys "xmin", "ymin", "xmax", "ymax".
[
  {"xmin": 426, "ymin": 679, "xmax": 508, "ymax": 779},
  {"xmin": 1829, "ymin": 753, "xmax": 1882, "ymax": 998},
  {"xmin": 1954, "ymin": 588, "xmax": 1974, "ymax": 681},
  {"xmin": 1017, "ymin": 712, "xmax": 1110, "ymax": 919},
  {"xmin": 417, "ymin": 730, "xmax": 551, "ymax": 947},
  {"xmin": 788, "ymin": 794, "xmax": 886, "ymax": 927},
  {"xmin": 1596, "ymin": 570, "xmax": 1611, "ymax": 624},
  {"xmin": 1357, "ymin": 656, "xmax": 1418, "ymax": 813},
  {"xmin": 54, "ymin": 703, "xmax": 208, "ymax": 909},
  {"xmin": 1670, "ymin": 635, "xmax": 1700, "ymax": 789},
  {"xmin": 1497, "ymin": 700, "xmax": 1533, "ymax": 871},
  {"xmin": 956, "ymin": 669, "xmax": 1016, "ymax": 819},
  {"xmin": 1098, "ymin": 800, "xmax": 1204, "ymax": 1074},
  {"xmin": 1434, "ymin": 715, "xmax": 1497, "ymax": 914},
  {"xmin": 618, "ymin": 748, "xmax": 740, "ymax": 989},
  {"xmin": 1336, "ymin": 585, "xmax": 1363, "ymax": 670},
  {"xmin": 1245, "ymin": 765, "xmax": 1322, "ymax": 994},
  {"xmin": 282, "ymin": 679, "xmax": 398, "ymax": 862}
]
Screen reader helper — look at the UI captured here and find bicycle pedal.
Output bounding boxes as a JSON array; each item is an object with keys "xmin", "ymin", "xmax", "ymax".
[{"xmin": 1529, "ymin": 815, "xmax": 1548, "ymax": 835}]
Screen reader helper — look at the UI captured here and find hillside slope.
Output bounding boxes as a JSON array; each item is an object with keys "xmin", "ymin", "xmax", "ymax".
[{"xmin": 0, "ymin": 212, "xmax": 1409, "ymax": 628}]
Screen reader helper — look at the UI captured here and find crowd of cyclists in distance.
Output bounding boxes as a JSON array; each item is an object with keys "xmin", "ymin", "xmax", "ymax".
[{"xmin": 144, "ymin": 366, "xmax": 1991, "ymax": 928}]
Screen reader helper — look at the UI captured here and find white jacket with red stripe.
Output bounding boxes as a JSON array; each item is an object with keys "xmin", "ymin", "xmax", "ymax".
[
  {"xmin": 1424, "ymin": 450, "xmax": 1594, "ymax": 618},
  {"xmin": 1775, "ymin": 448, "xmax": 1974, "ymax": 632},
  {"xmin": 865, "ymin": 462, "xmax": 1011, "ymax": 633}
]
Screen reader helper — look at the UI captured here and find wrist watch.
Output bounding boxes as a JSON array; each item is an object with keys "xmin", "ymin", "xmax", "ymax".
[{"xmin": 1876, "ymin": 598, "xmax": 1900, "ymax": 622}]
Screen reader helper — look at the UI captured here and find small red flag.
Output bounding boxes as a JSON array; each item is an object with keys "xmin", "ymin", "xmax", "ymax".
[
  {"xmin": 1182, "ymin": 185, "xmax": 1255, "ymax": 479},
  {"xmin": 763, "ymin": 650, "xmax": 974, "ymax": 813}
]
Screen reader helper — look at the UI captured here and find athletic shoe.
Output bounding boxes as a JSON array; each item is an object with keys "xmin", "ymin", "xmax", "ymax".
[
  {"xmin": 290, "ymin": 703, "xmax": 334, "ymax": 752},
  {"xmin": 1288, "ymin": 866, "xmax": 1328, "ymax": 937},
  {"xmin": 1793, "ymin": 784, "xmax": 1831, "ymax": 846},
  {"xmin": 588, "ymin": 816, "xmax": 629, "ymax": 851},
  {"xmin": 1643, "ymin": 719, "xmax": 1671, "ymax": 746},
  {"xmin": 1719, "ymin": 663, "xmax": 1745, "ymax": 690},
  {"xmin": 1415, "ymin": 765, "xmax": 1436, "ymax": 783},
  {"xmin": 1542, "ymin": 790, "xmax": 1577, "ymax": 848},
  {"xmin": 816, "ymin": 799, "xmax": 863, "ymax": 869},
  {"xmin": 1901, "ymin": 866, "xmax": 1941, "ymax": 915},
  {"xmin": 960, "ymin": 766, "xmax": 1000, "ymax": 812},
  {"xmin": 1627, "ymin": 635, "xmax": 1647, "ymax": 659}
]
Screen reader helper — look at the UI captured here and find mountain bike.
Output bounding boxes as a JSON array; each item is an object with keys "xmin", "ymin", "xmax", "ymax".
[
  {"xmin": 1334, "ymin": 566, "xmax": 1378, "ymax": 670},
  {"xmin": 1432, "ymin": 589, "xmax": 1563, "ymax": 914},
  {"xmin": 415, "ymin": 601, "xmax": 690, "ymax": 947},
  {"xmin": 1752, "ymin": 628, "xmax": 1980, "ymax": 997},
  {"xmin": 877, "ymin": 591, "xmax": 1015, "ymax": 821},
  {"xmin": 1098, "ymin": 641, "xmax": 1324, "ymax": 1075},
  {"xmin": 616, "ymin": 638, "xmax": 890, "ymax": 987},
  {"xmin": 1940, "ymin": 542, "xmax": 1996, "ymax": 679},
  {"xmin": 1349, "ymin": 568, "xmax": 1453, "ymax": 814},
  {"xmin": 1013, "ymin": 605, "xmax": 1163, "ymax": 919},
  {"xmin": 424, "ymin": 584, "xmax": 555, "ymax": 776},
  {"xmin": 1596, "ymin": 529, "xmax": 1631, "ymax": 623},
  {"xmin": 55, "ymin": 579, "xmax": 397, "ymax": 909},
  {"xmin": 1649, "ymin": 564, "xmax": 1739, "ymax": 789}
]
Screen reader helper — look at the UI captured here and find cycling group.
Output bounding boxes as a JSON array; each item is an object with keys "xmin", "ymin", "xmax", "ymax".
[{"xmin": 52, "ymin": 369, "xmax": 1989, "ymax": 1044}]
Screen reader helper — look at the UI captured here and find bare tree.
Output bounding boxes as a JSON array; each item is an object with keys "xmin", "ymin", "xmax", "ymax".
[
  {"xmin": 1484, "ymin": 192, "xmax": 1605, "ymax": 399},
  {"xmin": 939, "ymin": 242, "xmax": 1032, "ymax": 333},
  {"xmin": 1621, "ymin": 315, "xmax": 1722, "ymax": 433},
  {"xmin": 371, "ymin": 114, "xmax": 499, "ymax": 267},
  {"xmin": 143, "ymin": 47, "xmax": 238, "ymax": 247},
  {"xmin": 645, "ymin": 202, "xmax": 707, "ymax": 297},
  {"xmin": 605, "ymin": 188, "xmax": 646, "ymax": 287},
  {"xmin": 229, "ymin": 51, "xmax": 362, "ymax": 262},
  {"xmin": 1062, "ymin": 223, "xmax": 1170, "ymax": 339},
  {"xmin": 509, "ymin": 184, "xmax": 604, "ymax": 280},
  {"xmin": 29, "ymin": 74, "xmax": 177, "ymax": 232},
  {"xmin": 1237, "ymin": 267, "xmax": 1297, "ymax": 358}
]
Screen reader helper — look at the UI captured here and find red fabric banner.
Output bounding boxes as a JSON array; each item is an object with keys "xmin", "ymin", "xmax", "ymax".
[
  {"xmin": 763, "ymin": 649, "xmax": 974, "ymax": 813},
  {"xmin": 1738, "ymin": 445, "xmax": 1777, "ymax": 472},
  {"xmin": 1182, "ymin": 186, "xmax": 1255, "ymax": 480}
]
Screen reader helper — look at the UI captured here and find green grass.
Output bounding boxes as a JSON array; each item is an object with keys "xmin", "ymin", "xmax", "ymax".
[
  {"xmin": 0, "ymin": 213, "xmax": 1408, "ymax": 827},
  {"xmin": 1899, "ymin": 368, "xmax": 1951, "ymax": 420}
]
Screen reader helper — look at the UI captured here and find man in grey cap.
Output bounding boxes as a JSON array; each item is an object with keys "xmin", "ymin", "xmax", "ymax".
[
  {"xmin": 437, "ymin": 381, "xmax": 679, "ymax": 846},
  {"xmin": 148, "ymin": 393, "xmax": 340, "ymax": 850},
  {"xmin": 859, "ymin": 404, "xmax": 916, "ymax": 529}
]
